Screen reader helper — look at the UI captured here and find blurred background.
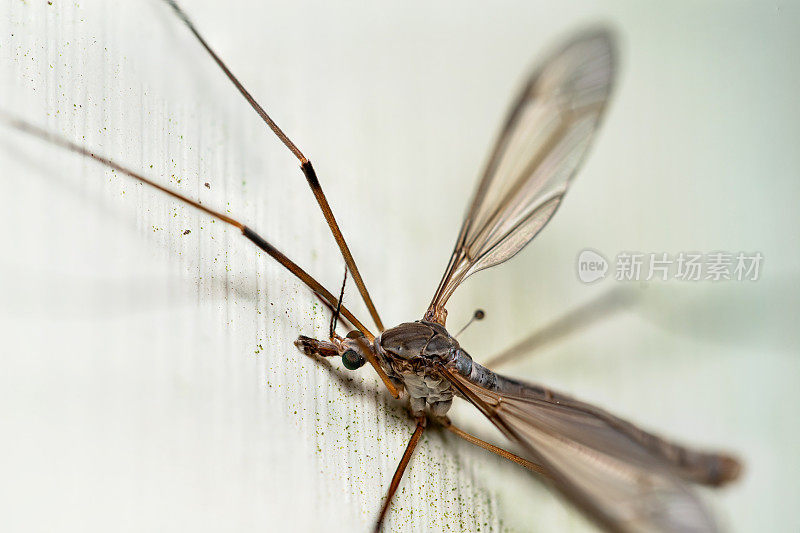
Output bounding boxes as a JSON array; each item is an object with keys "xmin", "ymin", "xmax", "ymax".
[{"xmin": 1, "ymin": 1, "xmax": 798, "ymax": 531}]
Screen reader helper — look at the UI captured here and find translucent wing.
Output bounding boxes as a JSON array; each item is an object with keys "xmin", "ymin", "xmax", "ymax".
[
  {"xmin": 426, "ymin": 29, "xmax": 616, "ymax": 324},
  {"xmin": 440, "ymin": 366, "xmax": 722, "ymax": 533}
]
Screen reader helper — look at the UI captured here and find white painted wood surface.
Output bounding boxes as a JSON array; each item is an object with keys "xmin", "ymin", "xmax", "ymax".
[{"xmin": 1, "ymin": 1, "xmax": 798, "ymax": 532}]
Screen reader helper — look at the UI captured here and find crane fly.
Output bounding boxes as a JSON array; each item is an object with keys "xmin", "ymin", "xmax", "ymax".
[{"xmin": 2, "ymin": 2, "xmax": 742, "ymax": 531}]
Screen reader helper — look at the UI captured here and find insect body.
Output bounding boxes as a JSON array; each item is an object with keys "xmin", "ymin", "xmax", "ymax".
[
  {"xmin": 2, "ymin": 2, "xmax": 741, "ymax": 532},
  {"xmin": 377, "ymin": 321, "xmax": 462, "ymax": 417},
  {"xmin": 282, "ymin": 21, "xmax": 742, "ymax": 530}
]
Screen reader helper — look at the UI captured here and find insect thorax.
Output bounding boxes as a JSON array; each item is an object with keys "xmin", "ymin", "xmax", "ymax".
[{"xmin": 375, "ymin": 321, "xmax": 473, "ymax": 416}]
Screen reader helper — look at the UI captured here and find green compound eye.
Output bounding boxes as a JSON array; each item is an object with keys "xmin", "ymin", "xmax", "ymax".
[{"xmin": 341, "ymin": 349, "xmax": 366, "ymax": 370}]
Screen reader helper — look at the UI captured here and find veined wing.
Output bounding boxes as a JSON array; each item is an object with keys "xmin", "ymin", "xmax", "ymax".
[
  {"xmin": 440, "ymin": 366, "xmax": 723, "ymax": 533},
  {"xmin": 426, "ymin": 29, "xmax": 616, "ymax": 324}
]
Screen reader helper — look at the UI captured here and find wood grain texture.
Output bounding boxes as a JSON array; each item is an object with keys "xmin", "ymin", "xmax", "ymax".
[{"xmin": 1, "ymin": 1, "xmax": 799, "ymax": 532}]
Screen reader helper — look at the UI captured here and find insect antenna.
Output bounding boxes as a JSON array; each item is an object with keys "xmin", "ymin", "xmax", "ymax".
[
  {"xmin": 329, "ymin": 266, "xmax": 348, "ymax": 338},
  {"xmin": 162, "ymin": 0, "xmax": 385, "ymax": 332}
]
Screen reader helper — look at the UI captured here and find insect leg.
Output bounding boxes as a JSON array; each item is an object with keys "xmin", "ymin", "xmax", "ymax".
[
  {"xmin": 1, "ymin": 114, "xmax": 398, "ymax": 398},
  {"xmin": 442, "ymin": 420, "xmax": 549, "ymax": 478},
  {"xmin": 483, "ymin": 287, "xmax": 636, "ymax": 368},
  {"xmin": 373, "ymin": 416, "xmax": 426, "ymax": 532},
  {"xmin": 162, "ymin": 0, "xmax": 385, "ymax": 332}
]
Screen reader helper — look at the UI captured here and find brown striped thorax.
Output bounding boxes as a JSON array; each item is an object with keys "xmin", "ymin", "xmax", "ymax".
[{"xmin": 375, "ymin": 321, "xmax": 467, "ymax": 417}]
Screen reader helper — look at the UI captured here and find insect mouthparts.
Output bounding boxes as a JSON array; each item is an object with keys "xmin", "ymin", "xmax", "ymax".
[{"xmin": 293, "ymin": 336, "xmax": 316, "ymax": 355}]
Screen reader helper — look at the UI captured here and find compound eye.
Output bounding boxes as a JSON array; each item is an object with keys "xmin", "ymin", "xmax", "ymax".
[{"xmin": 341, "ymin": 349, "xmax": 366, "ymax": 370}]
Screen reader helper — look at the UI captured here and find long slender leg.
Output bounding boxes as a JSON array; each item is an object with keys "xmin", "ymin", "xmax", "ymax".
[
  {"xmin": 373, "ymin": 416, "xmax": 426, "ymax": 533},
  {"xmin": 483, "ymin": 287, "xmax": 635, "ymax": 368},
  {"xmin": 1, "ymin": 114, "xmax": 399, "ymax": 398},
  {"xmin": 163, "ymin": 0, "xmax": 384, "ymax": 332},
  {"xmin": 444, "ymin": 421, "xmax": 549, "ymax": 478}
]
